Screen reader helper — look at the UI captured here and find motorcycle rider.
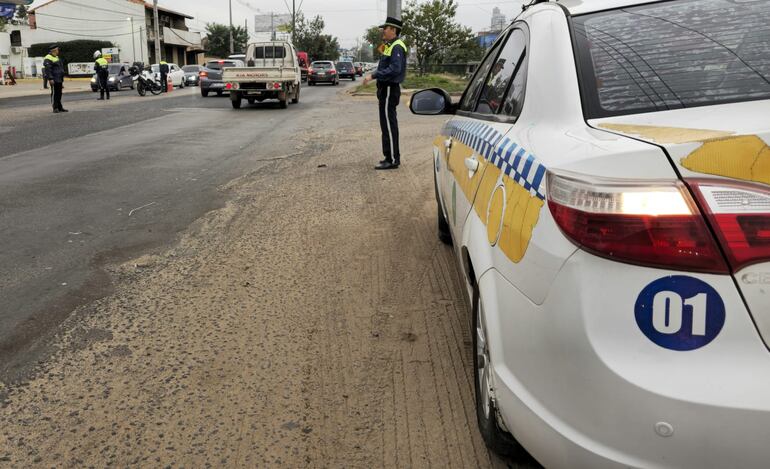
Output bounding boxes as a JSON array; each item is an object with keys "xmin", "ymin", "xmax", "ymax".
[{"xmin": 93, "ymin": 50, "xmax": 110, "ymax": 100}]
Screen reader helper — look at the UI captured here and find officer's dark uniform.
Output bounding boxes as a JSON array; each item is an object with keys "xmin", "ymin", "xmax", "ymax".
[
  {"xmin": 94, "ymin": 56, "xmax": 110, "ymax": 100},
  {"xmin": 43, "ymin": 46, "xmax": 67, "ymax": 113},
  {"xmin": 159, "ymin": 61, "xmax": 169, "ymax": 92},
  {"xmin": 372, "ymin": 18, "xmax": 407, "ymax": 169}
]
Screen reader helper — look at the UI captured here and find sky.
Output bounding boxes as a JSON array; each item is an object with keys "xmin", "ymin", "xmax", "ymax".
[{"xmin": 29, "ymin": 0, "xmax": 525, "ymax": 48}]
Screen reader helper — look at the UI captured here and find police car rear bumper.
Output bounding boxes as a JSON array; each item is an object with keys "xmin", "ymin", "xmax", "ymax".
[{"xmin": 482, "ymin": 251, "xmax": 770, "ymax": 468}]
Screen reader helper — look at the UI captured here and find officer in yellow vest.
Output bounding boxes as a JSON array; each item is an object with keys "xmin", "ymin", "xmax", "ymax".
[
  {"xmin": 363, "ymin": 17, "xmax": 408, "ymax": 170},
  {"xmin": 159, "ymin": 60, "xmax": 169, "ymax": 93},
  {"xmin": 43, "ymin": 44, "xmax": 68, "ymax": 113},
  {"xmin": 94, "ymin": 50, "xmax": 111, "ymax": 100}
]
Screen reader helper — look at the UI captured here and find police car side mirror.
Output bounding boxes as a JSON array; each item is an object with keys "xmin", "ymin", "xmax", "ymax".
[{"xmin": 410, "ymin": 88, "xmax": 455, "ymax": 116}]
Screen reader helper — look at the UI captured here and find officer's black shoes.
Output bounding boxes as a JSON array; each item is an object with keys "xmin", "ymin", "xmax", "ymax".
[
  {"xmin": 53, "ymin": 109, "xmax": 60, "ymax": 114},
  {"xmin": 59, "ymin": 109, "xmax": 69, "ymax": 113},
  {"xmin": 375, "ymin": 161, "xmax": 400, "ymax": 170}
]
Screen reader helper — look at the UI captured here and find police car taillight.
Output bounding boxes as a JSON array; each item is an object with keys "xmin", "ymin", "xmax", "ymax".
[
  {"xmin": 547, "ymin": 172, "xmax": 729, "ymax": 274},
  {"xmin": 689, "ymin": 180, "xmax": 770, "ymax": 273}
]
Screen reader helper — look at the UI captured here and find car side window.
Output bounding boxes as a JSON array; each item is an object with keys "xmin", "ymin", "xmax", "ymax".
[
  {"xmin": 459, "ymin": 36, "xmax": 505, "ymax": 112},
  {"xmin": 475, "ymin": 29, "xmax": 527, "ymax": 116},
  {"xmin": 255, "ymin": 47, "xmax": 265, "ymax": 59}
]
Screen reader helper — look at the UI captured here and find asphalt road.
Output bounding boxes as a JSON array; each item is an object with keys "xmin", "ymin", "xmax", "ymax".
[{"xmin": 0, "ymin": 81, "xmax": 357, "ymax": 382}]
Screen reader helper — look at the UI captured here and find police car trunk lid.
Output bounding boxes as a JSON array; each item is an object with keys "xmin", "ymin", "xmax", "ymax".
[{"xmin": 591, "ymin": 99, "xmax": 770, "ymax": 349}]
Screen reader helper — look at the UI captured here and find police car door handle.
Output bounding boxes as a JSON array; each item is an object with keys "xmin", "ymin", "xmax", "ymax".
[
  {"xmin": 444, "ymin": 138, "xmax": 452, "ymax": 151},
  {"xmin": 465, "ymin": 155, "xmax": 479, "ymax": 178}
]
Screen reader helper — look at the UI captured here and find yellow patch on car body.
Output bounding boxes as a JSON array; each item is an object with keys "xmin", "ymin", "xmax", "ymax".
[
  {"xmin": 599, "ymin": 123, "xmax": 734, "ymax": 144},
  {"xmin": 681, "ymin": 135, "xmax": 770, "ymax": 185}
]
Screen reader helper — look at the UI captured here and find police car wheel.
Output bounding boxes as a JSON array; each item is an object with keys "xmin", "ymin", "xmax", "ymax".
[
  {"xmin": 472, "ymin": 288, "xmax": 525, "ymax": 459},
  {"xmin": 437, "ymin": 205, "xmax": 452, "ymax": 245}
]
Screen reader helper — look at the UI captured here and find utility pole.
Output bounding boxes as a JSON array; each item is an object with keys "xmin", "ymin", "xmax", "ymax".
[
  {"xmin": 128, "ymin": 17, "xmax": 136, "ymax": 63},
  {"xmin": 140, "ymin": 26, "xmax": 145, "ymax": 63},
  {"xmin": 152, "ymin": 0, "xmax": 161, "ymax": 64},
  {"xmin": 387, "ymin": 0, "xmax": 401, "ymax": 19},
  {"xmin": 291, "ymin": 0, "xmax": 295, "ymax": 41},
  {"xmin": 229, "ymin": 0, "xmax": 234, "ymax": 54}
]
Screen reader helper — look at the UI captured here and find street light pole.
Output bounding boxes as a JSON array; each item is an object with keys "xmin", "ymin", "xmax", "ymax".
[
  {"xmin": 229, "ymin": 0, "xmax": 234, "ymax": 55},
  {"xmin": 153, "ymin": 0, "xmax": 161, "ymax": 64},
  {"xmin": 128, "ymin": 17, "xmax": 136, "ymax": 63},
  {"xmin": 387, "ymin": 0, "xmax": 401, "ymax": 19}
]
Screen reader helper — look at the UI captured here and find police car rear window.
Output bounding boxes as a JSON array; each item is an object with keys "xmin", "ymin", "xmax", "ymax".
[{"xmin": 573, "ymin": 0, "xmax": 770, "ymax": 118}]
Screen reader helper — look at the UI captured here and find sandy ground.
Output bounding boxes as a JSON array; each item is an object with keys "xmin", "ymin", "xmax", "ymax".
[{"xmin": 0, "ymin": 94, "xmax": 536, "ymax": 468}]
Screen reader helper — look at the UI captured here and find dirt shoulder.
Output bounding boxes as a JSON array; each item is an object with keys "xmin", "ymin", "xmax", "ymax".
[{"xmin": 0, "ymin": 96, "xmax": 517, "ymax": 468}]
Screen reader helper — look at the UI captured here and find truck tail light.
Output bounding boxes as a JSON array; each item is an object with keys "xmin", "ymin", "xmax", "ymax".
[
  {"xmin": 547, "ymin": 172, "xmax": 728, "ymax": 274},
  {"xmin": 689, "ymin": 180, "xmax": 770, "ymax": 272},
  {"xmin": 225, "ymin": 83, "xmax": 232, "ymax": 90}
]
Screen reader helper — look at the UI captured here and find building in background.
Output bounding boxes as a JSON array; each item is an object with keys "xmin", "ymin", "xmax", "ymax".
[
  {"xmin": 490, "ymin": 7, "xmax": 506, "ymax": 32},
  {"xmin": 23, "ymin": 0, "xmax": 203, "ymax": 66}
]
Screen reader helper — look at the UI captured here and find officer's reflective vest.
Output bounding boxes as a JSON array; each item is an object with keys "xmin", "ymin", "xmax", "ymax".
[
  {"xmin": 383, "ymin": 39, "xmax": 407, "ymax": 57},
  {"xmin": 160, "ymin": 61, "xmax": 167, "ymax": 65},
  {"xmin": 44, "ymin": 54, "xmax": 60, "ymax": 63},
  {"xmin": 95, "ymin": 57, "xmax": 109, "ymax": 68}
]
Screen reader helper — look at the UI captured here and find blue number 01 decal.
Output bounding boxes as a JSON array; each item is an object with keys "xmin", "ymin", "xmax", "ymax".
[{"xmin": 635, "ymin": 276, "xmax": 726, "ymax": 351}]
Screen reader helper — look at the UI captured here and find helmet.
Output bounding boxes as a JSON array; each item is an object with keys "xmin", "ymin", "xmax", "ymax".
[{"xmin": 93, "ymin": 50, "xmax": 102, "ymax": 59}]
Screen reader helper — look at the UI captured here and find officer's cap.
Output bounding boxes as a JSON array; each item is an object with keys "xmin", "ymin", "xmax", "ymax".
[
  {"xmin": 49, "ymin": 44, "xmax": 60, "ymax": 52},
  {"xmin": 380, "ymin": 17, "xmax": 403, "ymax": 30}
]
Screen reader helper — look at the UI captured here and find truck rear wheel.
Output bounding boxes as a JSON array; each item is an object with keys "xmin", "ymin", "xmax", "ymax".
[
  {"xmin": 291, "ymin": 86, "xmax": 300, "ymax": 104},
  {"xmin": 231, "ymin": 95, "xmax": 242, "ymax": 109},
  {"xmin": 279, "ymin": 98, "xmax": 288, "ymax": 109}
]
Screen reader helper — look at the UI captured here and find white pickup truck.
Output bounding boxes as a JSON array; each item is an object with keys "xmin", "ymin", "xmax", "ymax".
[{"xmin": 221, "ymin": 41, "xmax": 301, "ymax": 109}]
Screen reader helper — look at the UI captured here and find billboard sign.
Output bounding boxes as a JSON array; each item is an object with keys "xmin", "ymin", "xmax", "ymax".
[
  {"xmin": 254, "ymin": 13, "xmax": 291, "ymax": 33},
  {"xmin": 68, "ymin": 62, "xmax": 95, "ymax": 76},
  {"xmin": 0, "ymin": 4, "xmax": 16, "ymax": 18}
]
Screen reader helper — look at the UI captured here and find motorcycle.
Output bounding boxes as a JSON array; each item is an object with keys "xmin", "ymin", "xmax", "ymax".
[{"xmin": 129, "ymin": 64, "xmax": 163, "ymax": 96}]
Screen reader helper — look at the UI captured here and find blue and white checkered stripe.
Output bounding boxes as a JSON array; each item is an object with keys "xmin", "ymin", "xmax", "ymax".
[{"xmin": 442, "ymin": 120, "xmax": 546, "ymax": 201}]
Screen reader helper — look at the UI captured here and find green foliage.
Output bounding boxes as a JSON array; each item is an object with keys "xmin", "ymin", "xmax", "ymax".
[
  {"xmin": 438, "ymin": 34, "xmax": 484, "ymax": 64},
  {"xmin": 292, "ymin": 13, "xmax": 340, "ymax": 62},
  {"xmin": 0, "ymin": 17, "xmax": 6, "ymax": 33},
  {"xmin": 364, "ymin": 26, "xmax": 383, "ymax": 60},
  {"xmin": 29, "ymin": 40, "xmax": 114, "ymax": 62},
  {"xmin": 402, "ymin": 0, "xmax": 477, "ymax": 73},
  {"xmin": 205, "ymin": 23, "xmax": 249, "ymax": 58},
  {"xmin": 356, "ymin": 73, "xmax": 468, "ymax": 93},
  {"xmin": 15, "ymin": 5, "xmax": 27, "ymax": 21}
]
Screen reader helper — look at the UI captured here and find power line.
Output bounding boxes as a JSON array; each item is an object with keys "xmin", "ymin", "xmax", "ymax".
[
  {"xmin": 34, "ymin": 25, "xmax": 136, "ymax": 38},
  {"xmin": 33, "ymin": 12, "xmax": 137, "ymax": 23}
]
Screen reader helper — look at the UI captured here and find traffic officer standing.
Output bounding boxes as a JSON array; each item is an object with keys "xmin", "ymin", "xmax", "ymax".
[
  {"xmin": 43, "ymin": 45, "xmax": 68, "ymax": 114},
  {"xmin": 159, "ymin": 60, "xmax": 169, "ymax": 92},
  {"xmin": 363, "ymin": 17, "xmax": 407, "ymax": 170},
  {"xmin": 93, "ymin": 50, "xmax": 110, "ymax": 101}
]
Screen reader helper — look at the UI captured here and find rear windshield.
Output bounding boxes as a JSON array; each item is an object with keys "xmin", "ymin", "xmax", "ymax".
[
  {"xmin": 337, "ymin": 62, "xmax": 353, "ymax": 70},
  {"xmin": 206, "ymin": 61, "xmax": 237, "ymax": 70},
  {"xmin": 312, "ymin": 62, "xmax": 333, "ymax": 69},
  {"xmin": 253, "ymin": 46, "xmax": 287, "ymax": 59},
  {"xmin": 573, "ymin": 0, "xmax": 770, "ymax": 118},
  {"xmin": 108, "ymin": 65, "xmax": 123, "ymax": 74},
  {"xmin": 182, "ymin": 65, "xmax": 200, "ymax": 72}
]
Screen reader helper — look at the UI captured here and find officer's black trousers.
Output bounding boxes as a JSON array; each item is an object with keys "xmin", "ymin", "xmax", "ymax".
[
  {"xmin": 98, "ymin": 75, "xmax": 110, "ymax": 99},
  {"xmin": 377, "ymin": 82, "xmax": 401, "ymax": 163},
  {"xmin": 51, "ymin": 82, "xmax": 63, "ymax": 111},
  {"xmin": 160, "ymin": 73, "xmax": 168, "ymax": 92}
]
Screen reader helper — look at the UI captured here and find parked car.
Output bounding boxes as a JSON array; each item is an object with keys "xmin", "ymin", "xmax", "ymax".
[
  {"xmin": 90, "ymin": 63, "xmax": 133, "ymax": 92},
  {"xmin": 308, "ymin": 61, "xmax": 338, "ymax": 86},
  {"xmin": 335, "ymin": 61, "xmax": 356, "ymax": 81},
  {"xmin": 353, "ymin": 62, "xmax": 364, "ymax": 76},
  {"xmin": 409, "ymin": 0, "xmax": 770, "ymax": 467},
  {"xmin": 182, "ymin": 65, "xmax": 203, "ymax": 86},
  {"xmin": 200, "ymin": 59, "xmax": 245, "ymax": 97},
  {"xmin": 151, "ymin": 63, "xmax": 186, "ymax": 88},
  {"xmin": 222, "ymin": 41, "xmax": 301, "ymax": 109}
]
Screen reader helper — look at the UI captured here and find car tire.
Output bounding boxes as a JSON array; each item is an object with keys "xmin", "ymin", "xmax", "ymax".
[
  {"xmin": 217, "ymin": 91, "xmax": 223, "ymax": 97},
  {"xmin": 291, "ymin": 86, "xmax": 300, "ymax": 104},
  {"xmin": 201, "ymin": 90, "xmax": 209, "ymax": 97},
  {"xmin": 435, "ymin": 173, "xmax": 452, "ymax": 245},
  {"xmin": 231, "ymin": 98, "xmax": 242, "ymax": 109},
  {"xmin": 279, "ymin": 97, "xmax": 288, "ymax": 109},
  {"xmin": 472, "ymin": 287, "xmax": 526, "ymax": 459}
]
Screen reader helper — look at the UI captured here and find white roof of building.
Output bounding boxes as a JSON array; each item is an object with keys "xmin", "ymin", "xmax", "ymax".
[{"xmin": 556, "ymin": 0, "xmax": 668, "ymax": 15}]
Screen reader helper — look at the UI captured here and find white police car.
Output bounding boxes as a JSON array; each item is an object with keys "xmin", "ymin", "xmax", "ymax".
[{"xmin": 410, "ymin": 0, "xmax": 770, "ymax": 467}]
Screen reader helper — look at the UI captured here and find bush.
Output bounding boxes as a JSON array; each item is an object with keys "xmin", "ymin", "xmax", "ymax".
[{"xmin": 29, "ymin": 39, "xmax": 114, "ymax": 63}]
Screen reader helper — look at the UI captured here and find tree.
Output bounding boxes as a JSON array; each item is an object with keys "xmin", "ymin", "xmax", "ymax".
[
  {"xmin": 205, "ymin": 23, "xmax": 249, "ymax": 58},
  {"xmin": 437, "ymin": 34, "xmax": 484, "ymax": 64},
  {"xmin": 402, "ymin": 0, "xmax": 477, "ymax": 73},
  {"xmin": 292, "ymin": 13, "xmax": 340, "ymax": 62},
  {"xmin": 364, "ymin": 26, "xmax": 383, "ymax": 60},
  {"xmin": 15, "ymin": 5, "xmax": 28, "ymax": 24},
  {"xmin": 0, "ymin": 18, "xmax": 6, "ymax": 33}
]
